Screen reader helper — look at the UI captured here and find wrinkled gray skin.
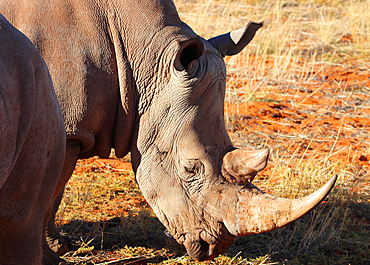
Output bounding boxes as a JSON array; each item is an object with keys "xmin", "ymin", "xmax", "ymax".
[
  {"xmin": 0, "ymin": 1, "xmax": 336, "ymax": 264},
  {"xmin": 0, "ymin": 14, "xmax": 66, "ymax": 265}
]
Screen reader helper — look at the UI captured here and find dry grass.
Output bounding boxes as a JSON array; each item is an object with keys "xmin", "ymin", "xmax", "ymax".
[
  {"xmin": 175, "ymin": 0, "xmax": 370, "ymax": 104},
  {"xmin": 56, "ymin": 0, "xmax": 370, "ymax": 264}
]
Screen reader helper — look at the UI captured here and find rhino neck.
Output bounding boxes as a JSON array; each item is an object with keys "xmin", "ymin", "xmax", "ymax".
[{"xmin": 107, "ymin": 0, "xmax": 198, "ymax": 116}]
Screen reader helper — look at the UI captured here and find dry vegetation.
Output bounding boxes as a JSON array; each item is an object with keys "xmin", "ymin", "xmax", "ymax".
[{"xmin": 56, "ymin": 0, "xmax": 369, "ymax": 264}]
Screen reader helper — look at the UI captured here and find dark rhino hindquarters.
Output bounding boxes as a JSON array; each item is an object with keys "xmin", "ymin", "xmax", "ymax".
[
  {"xmin": 0, "ymin": 0, "xmax": 337, "ymax": 263},
  {"xmin": 0, "ymin": 14, "xmax": 65, "ymax": 265}
]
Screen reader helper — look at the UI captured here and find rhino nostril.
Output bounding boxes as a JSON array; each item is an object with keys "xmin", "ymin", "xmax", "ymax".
[
  {"xmin": 183, "ymin": 231, "xmax": 219, "ymax": 261},
  {"xmin": 199, "ymin": 238, "xmax": 210, "ymax": 257},
  {"xmin": 184, "ymin": 238, "xmax": 212, "ymax": 261}
]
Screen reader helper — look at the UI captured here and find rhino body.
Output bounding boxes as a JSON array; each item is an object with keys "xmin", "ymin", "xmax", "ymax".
[
  {"xmin": 0, "ymin": 1, "xmax": 336, "ymax": 264},
  {"xmin": 0, "ymin": 14, "xmax": 65, "ymax": 265}
]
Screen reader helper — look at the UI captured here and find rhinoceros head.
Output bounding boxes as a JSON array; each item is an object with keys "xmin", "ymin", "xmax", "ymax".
[{"xmin": 130, "ymin": 22, "xmax": 336, "ymax": 261}]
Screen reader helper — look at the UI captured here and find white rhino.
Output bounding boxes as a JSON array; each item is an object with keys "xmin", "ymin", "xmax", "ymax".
[
  {"xmin": 0, "ymin": 14, "xmax": 65, "ymax": 265},
  {"xmin": 0, "ymin": 1, "xmax": 336, "ymax": 263}
]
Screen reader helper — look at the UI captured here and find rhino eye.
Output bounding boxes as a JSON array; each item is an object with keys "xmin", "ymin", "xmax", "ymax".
[
  {"xmin": 182, "ymin": 159, "xmax": 202, "ymax": 175},
  {"xmin": 185, "ymin": 163, "xmax": 196, "ymax": 174}
]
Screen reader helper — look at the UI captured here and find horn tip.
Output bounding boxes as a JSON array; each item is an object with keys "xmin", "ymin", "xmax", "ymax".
[
  {"xmin": 325, "ymin": 174, "xmax": 338, "ymax": 196},
  {"xmin": 301, "ymin": 174, "xmax": 338, "ymax": 208},
  {"xmin": 330, "ymin": 174, "xmax": 338, "ymax": 184},
  {"xmin": 248, "ymin": 21, "xmax": 264, "ymax": 29}
]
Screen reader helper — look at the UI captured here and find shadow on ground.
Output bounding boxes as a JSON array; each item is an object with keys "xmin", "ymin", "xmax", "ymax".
[{"xmin": 58, "ymin": 201, "xmax": 370, "ymax": 264}]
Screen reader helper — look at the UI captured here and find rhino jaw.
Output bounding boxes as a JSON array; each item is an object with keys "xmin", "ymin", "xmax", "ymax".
[{"xmin": 223, "ymin": 175, "xmax": 337, "ymax": 236}]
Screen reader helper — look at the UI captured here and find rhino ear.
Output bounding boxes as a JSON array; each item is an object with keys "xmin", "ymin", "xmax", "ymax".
[
  {"xmin": 208, "ymin": 21, "xmax": 263, "ymax": 57},
  {"xmin": 174, "ymin": 38, "xmax": 204, "ymax": 71}
]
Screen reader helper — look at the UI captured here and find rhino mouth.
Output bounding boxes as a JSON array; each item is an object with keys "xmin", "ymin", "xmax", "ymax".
[
  {"xmin": 186, "ymin": 238, "xmax": 215, "ymax": 261},
  {"xmin": 182, "ymin": 229, "xmax": 234, "ymax": 261}
]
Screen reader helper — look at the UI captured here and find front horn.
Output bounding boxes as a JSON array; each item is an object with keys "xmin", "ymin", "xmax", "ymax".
[{"xmin": 224, "ymin": 175, "xmax": 337, "ymax": 236}]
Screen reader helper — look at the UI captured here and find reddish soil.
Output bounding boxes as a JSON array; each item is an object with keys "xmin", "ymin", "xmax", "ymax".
[
  {"xmin": 225, "ymin": 81, "xmax": 370, "ymax": 168},
  {"xmin": 226, "ymin": 57, "xmax": 369, "ymax": 192},
  {"xmin": 74, "ymin": 157, "xmax": 133, "ymax": 174}
]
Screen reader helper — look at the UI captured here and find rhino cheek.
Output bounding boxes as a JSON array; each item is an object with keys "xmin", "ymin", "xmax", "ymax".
[
  {"xmin": 135, "ymin": 158, "xmax": 194, "ymax": 236},
  {"xmin": 136, "ymin": 160, "xmax": 236, "ymax": 260}
]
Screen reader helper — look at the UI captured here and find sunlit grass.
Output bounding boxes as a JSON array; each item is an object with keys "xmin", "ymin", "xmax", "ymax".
[{"xmin": 175, "ymin": 0, "xmax": 370, "ymax": 108}]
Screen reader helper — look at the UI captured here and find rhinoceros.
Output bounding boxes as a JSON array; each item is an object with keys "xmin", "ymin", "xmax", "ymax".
[
  {"xmin": 0, "ymin": 14, "xmax": 66, "ymax": 265},
  {"xmin": 0, "ymin": 0, "xmax": 336, "ymax": 263}
]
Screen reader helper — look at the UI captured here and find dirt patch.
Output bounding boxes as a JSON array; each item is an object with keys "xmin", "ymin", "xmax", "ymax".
[
  {"xmin": 74, "ymin": 157, "xmax": 133, "ymax": 174},
  {"xmin": 225, "ymin": 58, "xmax": 370, "ymax": 196}
]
